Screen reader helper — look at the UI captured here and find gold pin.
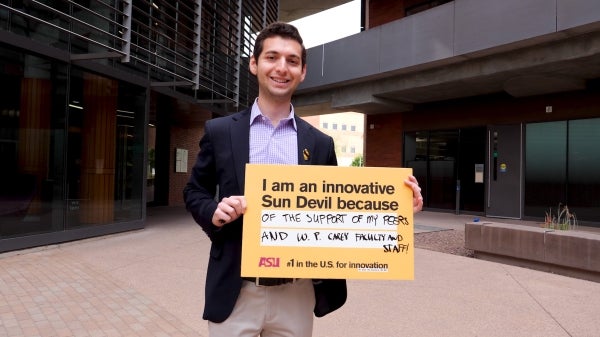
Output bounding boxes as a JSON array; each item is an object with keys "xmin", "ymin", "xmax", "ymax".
[{"xmin": 303, "ymin": 148, "xmax": 310, "ymax": 161}]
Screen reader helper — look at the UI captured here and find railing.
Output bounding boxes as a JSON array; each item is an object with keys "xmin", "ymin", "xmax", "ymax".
[{"xmin": 0, "ymin": 0, "xmax": 277, "ymax": 111}]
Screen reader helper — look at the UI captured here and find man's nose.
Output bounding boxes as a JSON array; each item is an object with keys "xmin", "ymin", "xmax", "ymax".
[{"xmin": 274, "ymin": 57, "xmax": 287, "ymax": 71}]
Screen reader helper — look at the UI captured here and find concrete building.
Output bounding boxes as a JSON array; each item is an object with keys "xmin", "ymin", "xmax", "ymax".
[
  {"xmin": 304, "ymin": 112, "xmax": 365, "ymax": 166},
  {"xmin": 2, "ymin": 0, "xmax": 599, "ymax": 253},
  {"xmin": 0, "ymin": 0, "xmax": 351, "ymax": 252},
  {"xmin": 293, "ymin": 0, "xmax": 600, "ymax": 225}
]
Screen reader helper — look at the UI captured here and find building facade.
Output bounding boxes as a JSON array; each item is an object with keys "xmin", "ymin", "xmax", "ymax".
[
  {"xmin": 293, "ymin": 0, "xmax": 600, "ymax": 225},
  {"xmin": 3, "ymin": 0, "xmax": 600, "ymax": 253},
  {"xmin": 0, "ymin": 0, "xmax": 279, "ymax": 252},
  {"xmin": 304, "ymin": 112, "xmax": 365, "ymax": 166}
]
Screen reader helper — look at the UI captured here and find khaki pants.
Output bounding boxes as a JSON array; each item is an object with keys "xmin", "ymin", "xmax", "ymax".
[{"xmin": 208, "ymin": 279, "xmax": 315, "ymax": 337}]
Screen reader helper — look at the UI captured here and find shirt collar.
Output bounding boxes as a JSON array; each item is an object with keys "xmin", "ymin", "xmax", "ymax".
[{"xmin": 250, "ymin": 98, "xmax": 297, "ymax": 130}]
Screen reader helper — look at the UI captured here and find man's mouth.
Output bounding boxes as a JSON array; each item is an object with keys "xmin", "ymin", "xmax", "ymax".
[{"xmin": 271, "ymin": 77, "xmax": 289, "ymax": 84}]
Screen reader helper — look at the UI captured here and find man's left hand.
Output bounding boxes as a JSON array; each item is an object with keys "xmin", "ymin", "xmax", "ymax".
[{"xmin": 404, "ymin": 175, "xmax": 423, "ymax": 213}]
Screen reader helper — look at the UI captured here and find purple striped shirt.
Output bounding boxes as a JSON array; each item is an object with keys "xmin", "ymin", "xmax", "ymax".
[{"xmin": 249, "ymin": 99, "xmax": 298, "ymax": 165}]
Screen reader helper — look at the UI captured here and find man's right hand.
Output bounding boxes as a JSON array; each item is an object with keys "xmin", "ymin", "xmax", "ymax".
[{"xmin": 212, "ymin": 196, "xmax": 247, "ymax": 227}]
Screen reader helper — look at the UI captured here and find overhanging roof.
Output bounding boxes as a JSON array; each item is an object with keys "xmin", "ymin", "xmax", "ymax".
[
  {"xmin": 279, "ymin": 0, "xmax": 353, "ymax": 23},
  {"xmin": 291, "ymin": 1, "xmax": 600, "ymax": 116}
]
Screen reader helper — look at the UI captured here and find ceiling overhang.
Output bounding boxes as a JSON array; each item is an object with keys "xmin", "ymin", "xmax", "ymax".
[
  {"xmin": 279, "ymin": 0, "xmax": 353, "ymax": 23},
  {"xmin": 292, "ymin": 31, "xmax": 600, "ymax": 116}
]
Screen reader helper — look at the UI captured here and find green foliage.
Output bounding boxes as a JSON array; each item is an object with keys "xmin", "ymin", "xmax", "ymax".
[
  {"xmin": 543, "ymin": 203, "xmax": 578, "ymax": 230},
  {"xmin": 351, "ymin": 155, "xmax": 364, "ymax": 167}
]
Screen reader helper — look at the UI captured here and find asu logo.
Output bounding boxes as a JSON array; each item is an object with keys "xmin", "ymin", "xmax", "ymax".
[{"xmin": 258, "ymin": 257, "xmax": 280, "ymax": 267}]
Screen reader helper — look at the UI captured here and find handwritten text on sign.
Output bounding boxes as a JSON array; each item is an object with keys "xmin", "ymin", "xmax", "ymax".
[
  {"xmin": 242, "ymin": 164, "xmax": 414, "ymax": 280},
  {"xmin": 260, "ymin": 210, "xmax": 409, "ymax": 252}
]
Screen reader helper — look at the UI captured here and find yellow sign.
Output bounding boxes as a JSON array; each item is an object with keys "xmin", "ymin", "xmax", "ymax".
[{"xmin": 241, "ymin": 164, "xmax": 414, "ymax": 280}]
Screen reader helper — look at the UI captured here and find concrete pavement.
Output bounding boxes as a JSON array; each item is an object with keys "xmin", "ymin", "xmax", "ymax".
[{"xmin": 1, "ymin": 207, "xmax": 600, "ymax": 337}]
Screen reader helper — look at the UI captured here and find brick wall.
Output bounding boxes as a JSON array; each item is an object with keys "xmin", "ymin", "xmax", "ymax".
[
  {"xmin": 368, "ymin": 0, "xmax": 405, "ymax": 28},
  {"xmin": 404, "ymin": 91, "xmax": 600, "ymax": 132},
  {"xmin": 363, "ymin": 89, "xmax": 600, "ymax": 169},
  {"xmin": 365, "ymin": 113, "xmax": 404, "ymax": 167},
  {"xmin": 367, "ymin": 0, "xmax": 452, "ymax": 28},
  {"xmin": 169, "ymin": 124, "xmax": 204, "ymax": 206}
]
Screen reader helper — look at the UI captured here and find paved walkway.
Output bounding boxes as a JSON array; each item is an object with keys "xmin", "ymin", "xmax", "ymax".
[{"xmin": 1, "ymin": 207, "xmax": 600, "ymax": 337}]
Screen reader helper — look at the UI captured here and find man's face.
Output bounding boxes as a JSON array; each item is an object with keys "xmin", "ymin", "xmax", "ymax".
[{"xmin": 250, "ymin": 36, "xmax": 306, "ymax": 102}]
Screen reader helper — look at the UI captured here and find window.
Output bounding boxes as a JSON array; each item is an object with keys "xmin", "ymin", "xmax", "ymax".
[
  {"xmin": 524, "ymin": 121, "xmax": 567, "ymax": 219},
  {"xmin": 406, "ymin": 0, "xmax": 453, "ymax": 16},
  {"xmin": 322, "ymin": 122, "xmax": 328, "ymax": 129},
  {"xmin": 0, "ymin": 47, "xmax": 68, "ymax": 238},
  {"xmin": 568, "ymin": 118, "xmax": 600, "ymax": 221},
  {"xmin": 66, "ymin": 68, "xmax": 146, "ymax": 227},
  {"xmin": 525, "ymin": 119, "xmax": 600, "ymax": 222}
]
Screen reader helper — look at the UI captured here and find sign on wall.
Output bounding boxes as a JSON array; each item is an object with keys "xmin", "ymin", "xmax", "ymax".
[{"xmin": 175, "ymin": 148, "xmax": 188, "ymax": 173}]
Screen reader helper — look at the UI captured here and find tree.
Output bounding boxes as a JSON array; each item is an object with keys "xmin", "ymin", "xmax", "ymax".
[{"xmin": 351, "ymin": 154, "xmax": 363, "ymax": 167}]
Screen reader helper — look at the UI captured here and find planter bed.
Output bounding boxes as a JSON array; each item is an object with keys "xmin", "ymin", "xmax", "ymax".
[{"xmin": 465, "ymin": 222, "xmax": 600, "ymax": 282}]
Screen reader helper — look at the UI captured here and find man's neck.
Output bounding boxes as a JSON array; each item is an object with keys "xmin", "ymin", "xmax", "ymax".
[{"xmin": 256, "ymin": 97, "xmax": 291, "ymax": 126}]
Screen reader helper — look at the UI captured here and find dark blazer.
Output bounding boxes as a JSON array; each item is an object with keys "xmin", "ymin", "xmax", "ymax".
[{"xmin": 183, "ymin": 108, "xmax": 347, "ymax": 323}]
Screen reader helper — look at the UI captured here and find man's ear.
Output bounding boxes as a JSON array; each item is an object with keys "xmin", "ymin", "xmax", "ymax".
[
  {"xmin": 249, "ymin": 56, "xmax": 258, "ymax": 75},
  {"xmin": 300, "ymin": 64, "xmax": 307, "ymax": 82}
]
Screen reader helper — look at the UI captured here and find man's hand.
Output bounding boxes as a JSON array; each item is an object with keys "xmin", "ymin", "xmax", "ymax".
[
  {"xmin": 212, "ymin": 196, "xmax": 247, "ymax": 227},
  {"xmin": 404, "ymin": 175, "xmax": 423, "ymax": 213}
]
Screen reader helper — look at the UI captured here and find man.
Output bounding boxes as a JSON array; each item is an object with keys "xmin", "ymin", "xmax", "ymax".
[{"xmin": 184, "ymin": 22, "xmax": 424, "ymax": 337}]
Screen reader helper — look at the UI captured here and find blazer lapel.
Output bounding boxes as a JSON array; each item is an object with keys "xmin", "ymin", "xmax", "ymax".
[
  {"xmin": 230, "ymin": 110, "xmax": 251, "ymax": 191},
  {"xmin": 296, "ymin": 116, "xmax": 315, "ymax": 166}
]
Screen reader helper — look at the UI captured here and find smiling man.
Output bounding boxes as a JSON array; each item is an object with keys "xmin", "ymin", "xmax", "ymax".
[{"xmin": 184, "ymin": 22, "xmax": 423, "ymax": 337}]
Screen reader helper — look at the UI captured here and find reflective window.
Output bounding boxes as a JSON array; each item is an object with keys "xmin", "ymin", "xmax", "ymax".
[
  {"xmin": 568, "ymin": 119, "xmax": 600, "ymax": 222},
  {"xmin": 525, "ymin": 119, "xmax": 600, "ymax": 222},
  {"xmin": 428, "ymin": 130, "xmax": 458, "ymax": 209},
  {"xmin": 405, "ymin": 128, "xmax": 485, "ymax": 212},
  {"xmin": 66, "ymin": 68, "xmax": 145, "ymax": 227},
  {"xmin": 0, "ymin": 46, "xmax": 68, "ymax": 238},
  {"xmin": 524, "ymin": 122, "xmax": 568, "ymax": 218},
  {"xmin": 404, "ymin": 131, "xmax": 428, "ymax": 206},
  {"xmin": 0, "ymin": 45, "xmax": 145, "ymax": 240}
]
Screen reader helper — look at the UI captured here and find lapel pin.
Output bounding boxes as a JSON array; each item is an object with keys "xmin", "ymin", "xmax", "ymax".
[{"xmin": 303, "ymin": 148, "xmax": 310, "ymax": 161}]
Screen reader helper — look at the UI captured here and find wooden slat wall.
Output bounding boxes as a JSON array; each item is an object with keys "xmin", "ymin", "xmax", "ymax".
[
  {"xmin": 80, "ymin": 73, "xmax": 118, "ymax": 224},
  {"xmin": 18, "ymin": 78, "xmax": 51, "ymax": 215}
]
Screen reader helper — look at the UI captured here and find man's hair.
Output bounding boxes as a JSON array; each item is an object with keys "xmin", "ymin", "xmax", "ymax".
[{"xmin": 252, "ymin": 22, "xmax": 306, "ymax": 66}]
